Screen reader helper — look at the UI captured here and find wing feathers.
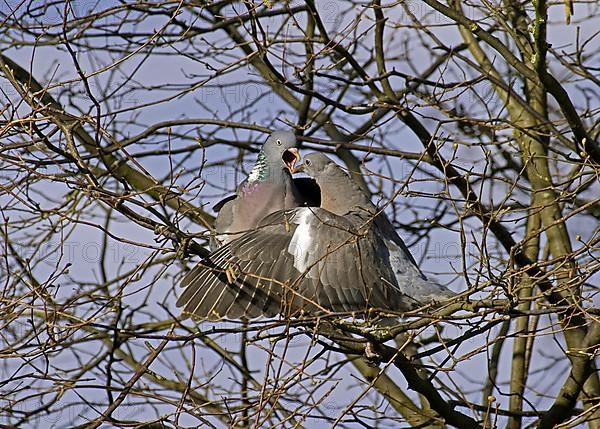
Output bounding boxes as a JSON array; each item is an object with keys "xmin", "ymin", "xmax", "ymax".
[{"xmin": 177, "ymin": 207, "xmax": 415, "ymax": 319}]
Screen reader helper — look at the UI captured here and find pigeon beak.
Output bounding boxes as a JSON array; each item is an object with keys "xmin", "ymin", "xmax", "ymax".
[
  {"xmin": 283, "ymin": 148, "xmax": 301, "ymax": 173},
  {"xmin": 293, "ymin": 163, "xmax": 305, "ymax": 173}
]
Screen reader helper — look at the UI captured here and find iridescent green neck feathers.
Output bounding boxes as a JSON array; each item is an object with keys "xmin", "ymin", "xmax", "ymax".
[{"xmin": 248, "ymin": 151, "xmax": 268, "ymax": 182}]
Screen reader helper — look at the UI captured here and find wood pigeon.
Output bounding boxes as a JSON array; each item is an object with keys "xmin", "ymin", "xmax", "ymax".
[
  {"xmin": 178, "ymin": 152, "xmax": 455, "ymax": 320},
  {"xmin": 210, "ymin": 131, "xmax": 320, "ymax": 249}
]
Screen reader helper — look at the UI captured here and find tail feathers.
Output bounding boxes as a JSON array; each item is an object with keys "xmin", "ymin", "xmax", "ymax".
[{"xmin": 397, "ymin": 275, "xmax": 456, "ymax": 309}]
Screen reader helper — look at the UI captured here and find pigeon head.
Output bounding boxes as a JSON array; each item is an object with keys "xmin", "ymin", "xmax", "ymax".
[
  {"xmin": 264, "ymin": 131, "xmax": 300, "ymax": 173},
  {"xmin": 247, "ymin": 131, "xmax": 300, "ymax": 182},
  {"xmin": 296, "ymin": 152, "xmax": 338, "ymax": 177},
  {"xmin": 297, "ymin": 152, "xmax": 368, "ymax": 214}
]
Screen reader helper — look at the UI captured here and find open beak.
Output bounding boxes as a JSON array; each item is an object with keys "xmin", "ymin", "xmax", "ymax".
[{"xmin": 282, "ymin": 148, "xmax": 301, "ymax": 173}]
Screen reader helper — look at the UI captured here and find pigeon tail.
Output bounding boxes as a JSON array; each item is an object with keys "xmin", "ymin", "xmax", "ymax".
[{"xmin": 397, "ymin": 275, "xmax": 457, "ymax": 309}]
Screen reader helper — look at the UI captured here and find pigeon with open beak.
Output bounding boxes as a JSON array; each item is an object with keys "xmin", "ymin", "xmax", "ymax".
[{"xmin": 210, "ymin": 131, "xmax": 319, "ymax": 249}]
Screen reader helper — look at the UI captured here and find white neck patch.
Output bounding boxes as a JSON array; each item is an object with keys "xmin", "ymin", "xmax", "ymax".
[{"xmin": 248, "ymin": 151, "xmax": 268, "ymax": 183}]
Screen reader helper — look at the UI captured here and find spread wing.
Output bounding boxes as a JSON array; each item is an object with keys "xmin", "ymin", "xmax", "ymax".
[{"xmin": 177, "ymin": 207, "xmax": 410, "ymax": 320}]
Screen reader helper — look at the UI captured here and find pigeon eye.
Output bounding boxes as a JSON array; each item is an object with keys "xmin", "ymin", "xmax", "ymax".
[
  {"xmin": 305, "ymin": 159, "xmax": 312, "ymax": 166},
  {"xmin": 276, "ymin": 139, "xmax": 282, "ymax": 146}
]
